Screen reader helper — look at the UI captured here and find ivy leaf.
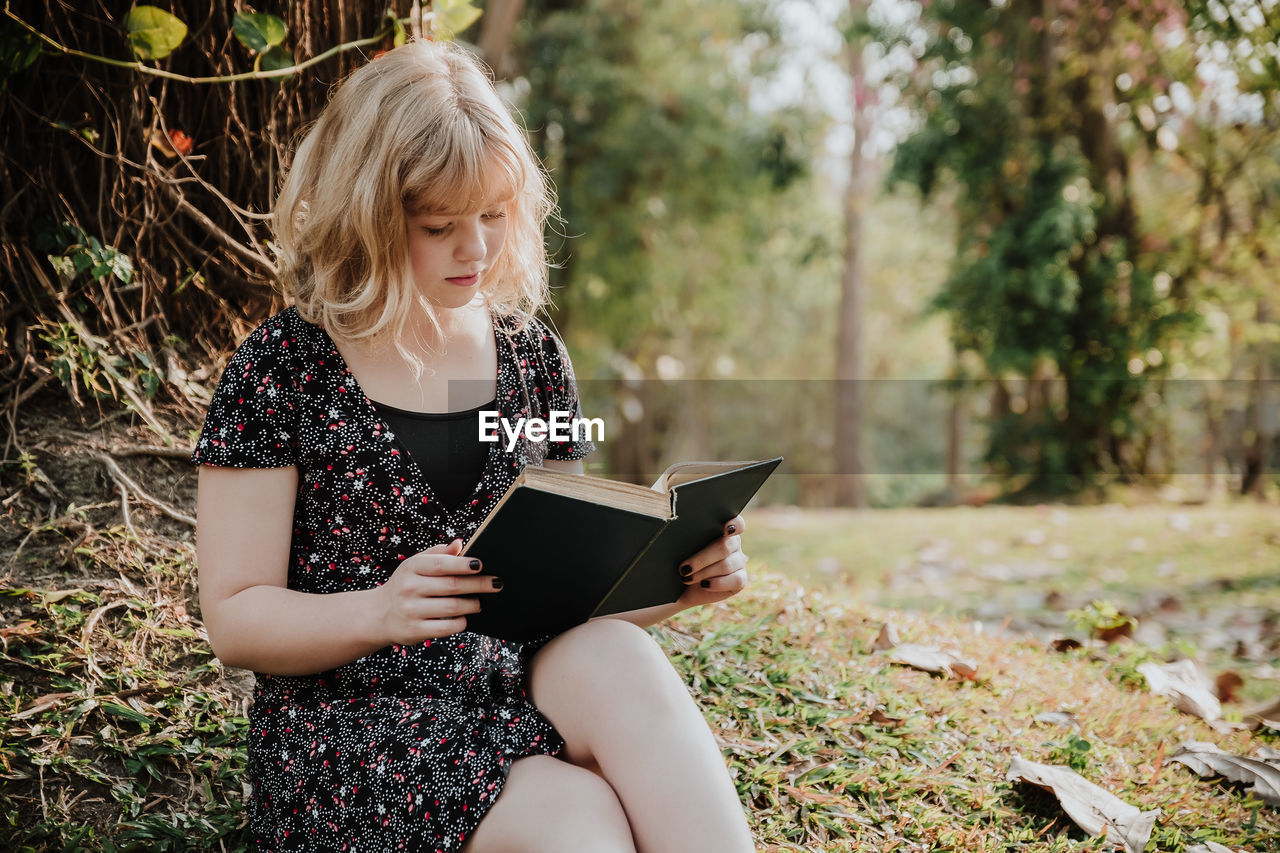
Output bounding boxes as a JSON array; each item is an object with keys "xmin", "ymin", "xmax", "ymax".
[
  {"xmin": 434, "ymin": 0, "xmax": 482, "ymax": 41},
  {"xmin": 124, "ymin": 6, "xmax": 188, "ymax": 61},
  {"xmin": 260, "ymin": 45, "xmax": 296, "ymax": 81},
  {"xmin": 232, "ymin": 12, "xmax": 287, "ymax": 54}
]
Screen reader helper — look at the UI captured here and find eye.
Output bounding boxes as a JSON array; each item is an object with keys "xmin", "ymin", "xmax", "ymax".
[
  {"xmin": 482, "ymin": 211, "xmax": 507, "ymax": 221},
  {"xmin": 419, "ymin": 223, "xmax": 449, "ymax": 236}
]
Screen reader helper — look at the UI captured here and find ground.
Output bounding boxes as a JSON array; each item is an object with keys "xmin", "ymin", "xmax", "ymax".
[{"xmin": 1, "ymin": 398, "xmax": 1277, "ymax": 851}]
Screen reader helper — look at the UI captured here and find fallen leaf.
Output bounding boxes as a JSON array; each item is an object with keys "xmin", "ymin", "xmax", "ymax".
[
  {"xmin": 14, "ymin": 692, "xmax": 75, "ymax": 720},
  {"xmin": 1188, "ymin": 841, "xmax": 1241, "ymax": 853},
  {"xmin": 1138, "ymin": 659, "xmax": 1222, "ymax": 723},
  {"xmin": 1095, "ymin": 618, "xmax": 1135, "ymax": 643},
  {"xmin": 1005, "ymin": 756, "xmax": 1158, "ymax": 853},
  {"xmin": 1243, "ymin": 696, "xmax": 1280, "ymax": 730},
  {"xmin": 872, "ymin": 622, "xmax": 900, "ymax": 651},
  {"xmin": 1169, "ymin": 741, "xmax": 1280, "ymax": 806},
  {"xmin": 885, "ymin": 643, "xmax": 977, "ymax": 680},
  {"xmin": 1051, "ymin": 637, "xmax": 1083, "ymax": 652},
  {"xmin": 1215, "ymin": 671, "xmax": 1245, "ymax": 704},
  {"xmin": 1033, "ymin": 710, "xmax": 1080, "ymax": 729},
  {"xmin": 869, "ymin": 708, "xmax": 903, "ymax": 726}
]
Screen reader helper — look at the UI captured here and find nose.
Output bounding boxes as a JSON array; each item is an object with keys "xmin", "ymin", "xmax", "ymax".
[{"xmin": 454, "ymin": 218, "xmax": 486, "ymax": 263}]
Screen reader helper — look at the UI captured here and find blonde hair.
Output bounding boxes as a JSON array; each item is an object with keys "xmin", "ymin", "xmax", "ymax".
[{"xmin": 272, "ymin": 38, "xmax": 553, "ymax": 366}]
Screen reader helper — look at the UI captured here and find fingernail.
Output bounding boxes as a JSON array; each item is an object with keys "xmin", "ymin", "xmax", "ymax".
[
  {"xmin": 470, "ymin": 559, "xmax": 482, "ymax": 571},
  {"xmin": 492, "ymin": 577, "xmax": 504, "ymax": 590},
  {"xmin": 726, "ymin": 524, "xmax": 736, "ymax": 534},
  {"xmin": 679, "ymin": 564, "xmax": 693, "ymax": 578},
  {"xmin": 700, "ymin": 579, "xmax": 711, "ymax": 588}
]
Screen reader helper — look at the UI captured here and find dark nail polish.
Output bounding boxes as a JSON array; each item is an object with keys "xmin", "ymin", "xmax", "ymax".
[
  {"xmin": 726, "ymin": 524, "xmax": 736, "ymax": 535},
  {"xmin": 701, "ymin": 579, "xmax": 711, "ymax": 588},
  {"xmin": 470, "ymin": 559, "xmax": 482, "ymax": 571},
  {"xmin": 492, "ymin": 577, "xmax": 503, "ymax": 590},
  {"xmin": 679, "ymin": 564, "xmax": 693, "ymax": 577}
]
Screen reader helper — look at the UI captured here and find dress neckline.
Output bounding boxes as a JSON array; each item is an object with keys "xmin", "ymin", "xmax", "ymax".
[{"xmin": 307, "ymin": 308, "xmax": 521, "ymax": 526}]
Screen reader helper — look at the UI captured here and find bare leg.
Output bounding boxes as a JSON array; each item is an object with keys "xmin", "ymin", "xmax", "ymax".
[
  {"xmin": 461, "ymin": 754, "xmax": 635, "ymax": 853},
  {"xmin": 525, "ymin": 618, "xmax": 755, "ymax": 853}
]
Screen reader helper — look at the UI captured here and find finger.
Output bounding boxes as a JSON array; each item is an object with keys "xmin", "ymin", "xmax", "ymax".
[
  {"xmin": 686, "ymin": 550, "xmax": 748, "ymax": 586},
  {"xmin": 408, "ymin": 552, "xmax": 486, "ymax": 577},
  {"xmin": 422, "ymin": 538, "xmax": 465, "ymax": 555},
  {"xmin": 417, "ymin": 574, "xmax": 505, "ymax": 596},
  {"xmin": 410, "ymin": 595, "xmax": 484, "ymax": 620},
  {"xmin": 695, "ymin": 567, "xmax": 748, "ymax": 594},
  {"xmin": 678, "ymin": 535, "xmax": 742, "ymax": 580},
  {"xmin": 418, "ymin": 616, "xmax": 470, "ymax": 637},
  {"xmin": 724, "ymin": 516, "xmax": 746, "ymax": 536}
]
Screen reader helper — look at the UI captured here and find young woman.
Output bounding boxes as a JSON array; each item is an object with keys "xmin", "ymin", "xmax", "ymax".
[{"xmin": 194, "ymin": 38, "xmax": 755, "ymax": 853}]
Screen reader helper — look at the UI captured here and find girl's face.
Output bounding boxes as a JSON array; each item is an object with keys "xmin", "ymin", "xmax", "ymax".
[{"xmin": 405, "ymin": 191, "xmax": 510, "ymax": 311}]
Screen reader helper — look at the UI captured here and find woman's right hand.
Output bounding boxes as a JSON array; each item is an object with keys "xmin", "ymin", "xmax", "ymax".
[{"xmin": 372, "ymin": 538, "xmax": 502, "ymax": 645}]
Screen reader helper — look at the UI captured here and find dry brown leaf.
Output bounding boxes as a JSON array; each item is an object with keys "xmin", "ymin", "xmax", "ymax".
[
  {"xmin": 14, "ymin": 692, "xmax": 75, "ymax": 720},
  {"xmin": 1138, "ymin": 659, "xmax": 1222, "ymax": 723},
  {"xmin": 871, "ymin": 622, "xmax": 900, "ymax": 651},
  {"xmin": 1006, "ymin": 756, "xmax": 1158, "ymax": 853},
  {"xmin": 1051, "ymin": 637, "xmax": 1083, "ymax": 652},
  {"xmin": 885, "ymin": 643, "xmax": 978, "ymax": 680},
  {"xmin": 869, "ymin": 709, "xmax": 903, "ymax": 726},
  {"xmin": 1215, "ymin": 671, "xmax": 1245, "ymax": 704},
  {"xmin": 1095, "ymin": 618, "xmax": 1135, "ymax": 643},
  {"xmin": 1169, "ymin": 741, "xmax": 1280, "ymax": 806}
]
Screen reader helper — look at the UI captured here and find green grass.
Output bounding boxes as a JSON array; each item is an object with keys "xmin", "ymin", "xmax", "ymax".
[
  {"xmin": 747, "ymin": 502, "xmax": 1280, "ymax": 702},
  {"xmin": 1, "ymin": 502, "xmax": 1278, "ymax": 850}
]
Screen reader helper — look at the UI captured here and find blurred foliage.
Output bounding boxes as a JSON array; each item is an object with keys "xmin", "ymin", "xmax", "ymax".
[{"xmin": 876, "ymin": 0, "xmax": 1280, "ymax": 495}]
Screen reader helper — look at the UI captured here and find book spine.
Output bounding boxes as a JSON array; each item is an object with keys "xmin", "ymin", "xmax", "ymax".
[{"xmin": 587, "ymin": 490, "xmax": 678, "ymax": 618}]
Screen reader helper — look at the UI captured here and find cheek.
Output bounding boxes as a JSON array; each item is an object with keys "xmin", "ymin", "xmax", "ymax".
[{"xmin": 486, "ymin": 221, "xmax": 510, "ymax": 257}]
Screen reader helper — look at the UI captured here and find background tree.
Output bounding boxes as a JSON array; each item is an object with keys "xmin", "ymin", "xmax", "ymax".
[{"xmin": 875, "ymin": 0, "xmax": 1278, "ymax": 496}]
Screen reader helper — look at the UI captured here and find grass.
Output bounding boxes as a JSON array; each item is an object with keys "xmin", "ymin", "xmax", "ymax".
[
  {"xmin": 746, "ymin": 502, "xmax": 1280, "ymax": 703},
  {"xmin": 1, "ymin": 442, "xmax": 1277, "ymax": 849}
]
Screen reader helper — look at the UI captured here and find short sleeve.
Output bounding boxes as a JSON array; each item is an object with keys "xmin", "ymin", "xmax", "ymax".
[
  {"xmin": 532, "ymin": 320, "xmax": 596, "ymax": 462},
  {"xmin": 190, "ymin": 315, "xmax": 301, "ymax": 469}
]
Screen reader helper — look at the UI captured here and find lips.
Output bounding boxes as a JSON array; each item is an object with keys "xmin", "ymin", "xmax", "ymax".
[{"xmin": 445, "ymin": 273, "xmax": 480, "ymax": 287}]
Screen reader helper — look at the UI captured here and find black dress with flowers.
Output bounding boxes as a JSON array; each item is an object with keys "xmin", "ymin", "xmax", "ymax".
[{"xmin": 191, "ymin": 307, "xmax": 595, "ymax": 852}]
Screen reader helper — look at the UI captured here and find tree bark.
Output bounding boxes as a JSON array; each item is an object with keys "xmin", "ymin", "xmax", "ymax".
[{"xmin": 833, "ymin": 0, "xmax": 870, "ymax": 508}]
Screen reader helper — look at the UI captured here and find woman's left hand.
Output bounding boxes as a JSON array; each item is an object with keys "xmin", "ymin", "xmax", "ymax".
[{"xmin": 675, "ymin": 515, "xmax": 749, "ymax": 609}]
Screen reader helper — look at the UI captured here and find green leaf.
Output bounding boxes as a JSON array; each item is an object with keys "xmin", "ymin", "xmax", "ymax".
[
  {"xmin": 260, "ymin": 45, "xmax": 296, "ymax": 81},
  {"xmin": 392, "ymin": 16, "xmax": 407, "ymax": 48},
  {"xmin": 124, "ymin": 6, "xmax": 188, "ymax": 61},
  {"xmin": 101, "ymin": 702, "xmax": 152, "ymax": 727},
  {"xmin": 435, "ymin": 0, "xmax": 482, "ymax": 40},
  {"xmin": 232, "ymin": 12, "xmax": 287, "ymax": 54},
  {"xmin": 0, "ymin": 19, "xmax": 41, "ymax": 80}
]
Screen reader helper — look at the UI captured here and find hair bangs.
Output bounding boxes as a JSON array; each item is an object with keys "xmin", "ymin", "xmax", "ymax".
[{"xmin": 401, "ymin": 118, "xmax": 524, "ymax": 216}]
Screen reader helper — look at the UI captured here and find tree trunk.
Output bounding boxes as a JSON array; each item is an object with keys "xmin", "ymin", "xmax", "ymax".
[
  {"xmin": 833, "ymin": 0, "xmax": 869, "ymax": 508},
  {"xmin": 477, "ymin": 0, "xmax": 525, "ymax": 79},
  {"xmin": 1243, "ymin": 297, "xmax": 1273, "ymax": 499}
]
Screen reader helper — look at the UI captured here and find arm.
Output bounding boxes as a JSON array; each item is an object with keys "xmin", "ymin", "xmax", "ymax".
[
  {"xmin": 541, "ymin": 459, "xmax": 747, "ymax": 630},
  {"xmin": 196, "ymin": 465, "xmax": 499, "ymax": 675}
]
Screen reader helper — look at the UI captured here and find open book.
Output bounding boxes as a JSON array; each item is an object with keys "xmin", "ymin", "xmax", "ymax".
[{"xmin": 461, "ymin": 457, "xmax": 783, "ymax": 642}]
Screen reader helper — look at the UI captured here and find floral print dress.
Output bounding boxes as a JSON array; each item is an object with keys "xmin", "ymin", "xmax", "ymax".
[{"xmin": 191, "ymin": 306, "xmax": 595, "ymax": 852}]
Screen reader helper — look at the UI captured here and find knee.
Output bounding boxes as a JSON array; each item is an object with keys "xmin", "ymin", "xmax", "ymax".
[
  {"xmin": 470, "ymin": 756, "xmax": 634, "ymax": 853},
  {"xmin": 528, "ymin": 619, "xmax": 685, "ymax": 711}
]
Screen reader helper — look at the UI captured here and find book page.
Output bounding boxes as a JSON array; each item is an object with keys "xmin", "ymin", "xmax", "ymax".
[{"xmin": 653, "ymin": 460, "xmax": 762, "ymax": 491}]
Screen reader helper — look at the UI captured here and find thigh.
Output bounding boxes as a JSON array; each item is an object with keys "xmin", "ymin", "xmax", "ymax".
[
  {"xmin": 461, "ymin": 755, "xmax": 636, "ymax": 853},
  {"xmin": 526, "ymin": 619, "xmax": 695, "ymax": 766}
]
